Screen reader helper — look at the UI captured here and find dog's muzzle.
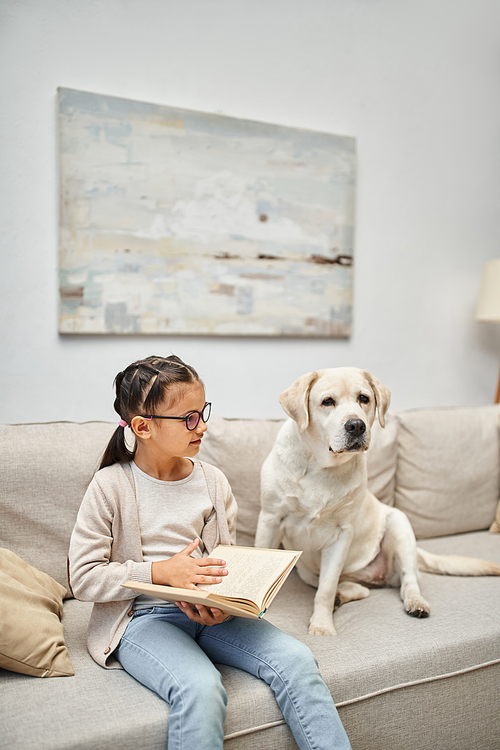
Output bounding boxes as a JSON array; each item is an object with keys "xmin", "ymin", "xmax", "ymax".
[{"xmin": 329, "ymin": 419, "xmax": 368, "ymax": 453}]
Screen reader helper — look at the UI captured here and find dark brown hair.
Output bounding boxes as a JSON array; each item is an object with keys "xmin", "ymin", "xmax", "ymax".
[{"xmin": 99, "ymin": 355, "xmax": 201, "ymax": 470}]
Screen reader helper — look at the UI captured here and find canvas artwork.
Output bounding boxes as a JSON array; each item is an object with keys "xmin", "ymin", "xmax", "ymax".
[{"xmin": 58, "ymin": 88, "xmax": 356, "ymax": 336}]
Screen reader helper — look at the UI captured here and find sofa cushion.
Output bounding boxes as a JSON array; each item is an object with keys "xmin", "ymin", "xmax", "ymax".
[
  {"xmin": 0, "ymin": 422, "xmax": 116, "ymax": 590},
  {"xmin": 366, "ymin": 413, "xmax": 398, "ymax": 506},
  {"xmin": 1, "ymin": 531, "xmax": 499, "ymax": 749},
  {"xmin": 394, "ymin": 405, "xmax": 500, "ymax": 539},
  {"xmin": 0, "ymin": 548, "xmax": 74, "ymax": 677},
  {"xmin": 199, "ymin": 415, "xmax": 285, "ymax": 546}
]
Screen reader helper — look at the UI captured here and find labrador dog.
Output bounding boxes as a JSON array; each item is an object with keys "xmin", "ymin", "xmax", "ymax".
[{"xmin": 255, "ymin": 368, "xmax": 500, "ymax": 636}]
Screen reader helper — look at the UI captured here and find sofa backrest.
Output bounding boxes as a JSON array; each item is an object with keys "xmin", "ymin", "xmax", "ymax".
[
  {"xmin": 198, "ymin": 416, "xmax": 285, "ymax": 546},
  {"xmin": 0, "ymin": 415, "xmax": 399, "ymax": 588},
  {"xmin": 1, "ymin": 407, "xmax": 498, "ymax": 593},
  {"xmin": 394, "ymin": 405, "xmax": 500, "ymax": 538},
  {"xmin": 0, "ymin": 421, "xmax": 115, "ymax": 592}
]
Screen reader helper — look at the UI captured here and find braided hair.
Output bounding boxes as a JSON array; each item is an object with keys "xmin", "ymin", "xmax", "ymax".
[{"xmin": 99, "ymin": 355, "xmax": 201, "ymax": 470}]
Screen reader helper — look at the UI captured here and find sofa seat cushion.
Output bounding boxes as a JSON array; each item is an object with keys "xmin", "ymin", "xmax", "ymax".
[
  {"xmin": 395, "ymin": 405, "xmax": 500, "ymax": 538},
  {"xmin": 1, "ymin": 532, "xmax": 498, "ymax": 750},
  {"xmin": 0, "ymin": 599, "xmax": 171, "ymax": 750},
  {"xmin": 268, "ymin": 530, "xmax": 500, "ymax": 702}
]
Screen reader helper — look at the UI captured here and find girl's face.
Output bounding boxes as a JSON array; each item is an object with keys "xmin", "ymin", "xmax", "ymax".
[{"xmin": 149, "ymin": 381, "xmax": 208, "ymax": 459}]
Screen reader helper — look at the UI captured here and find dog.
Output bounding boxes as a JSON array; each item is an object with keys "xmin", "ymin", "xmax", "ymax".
[{"xmin": 255, "ymin": 368, "xmax": 500, "ymax": 636}]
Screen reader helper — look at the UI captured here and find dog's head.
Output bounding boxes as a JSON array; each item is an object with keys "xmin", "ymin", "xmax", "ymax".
[{"xmin": 279, "ymin": 368, "xmax": 390, "ymax": 460}]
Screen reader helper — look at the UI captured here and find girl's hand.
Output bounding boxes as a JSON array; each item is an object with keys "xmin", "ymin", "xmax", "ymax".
[
  {"xmin": 175, "ymin": 601, "xmax": 231, "ymax": 626},
  {"xmin": 151, "ymin": 539, "xmax": 228, "ymax": 589}
]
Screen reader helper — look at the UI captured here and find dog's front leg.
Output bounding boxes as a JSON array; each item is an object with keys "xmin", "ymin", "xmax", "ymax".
[
  {"xmin": 385, "ymin": 509, "xmax": 430, "ymax": 618},
  {"xmin": 309, "ymin": 526, "xmax": 354, "ymax": 636},
  {"xmin": 254, "ymin": 509, "xmax": 283, "ymax": 549}
]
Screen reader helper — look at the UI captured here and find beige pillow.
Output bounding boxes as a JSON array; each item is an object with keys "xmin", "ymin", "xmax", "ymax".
[
  {"xmin": 490, "ymin": 413, "xmax": 500, "ymax": 534},
  {"xmin": 0, "ymin": 548, "xmax": 74, "ymax": 677},
  {"xmin": 395, "ymin": 405, "xmax": 500, "ymax": 539}
]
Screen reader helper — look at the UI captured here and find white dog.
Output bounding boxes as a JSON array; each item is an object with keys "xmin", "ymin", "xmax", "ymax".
[{"xmin": 255, "ymin": 368, "xmax": 500, "ymax": 636}]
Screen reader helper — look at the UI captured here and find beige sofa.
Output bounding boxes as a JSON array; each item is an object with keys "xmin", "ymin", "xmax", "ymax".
[{"xmin": 1, "ymin": 405, "xmax": 500, "ymax": 750}]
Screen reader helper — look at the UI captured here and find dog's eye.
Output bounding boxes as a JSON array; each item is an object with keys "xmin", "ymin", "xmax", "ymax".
[
  {"xmin": 359, "ymin": 394, "xmax": 370, "ymax": 404},
  {"xmin": 321, "ymin": 398, "xmax": 336, "ymax": 407}
]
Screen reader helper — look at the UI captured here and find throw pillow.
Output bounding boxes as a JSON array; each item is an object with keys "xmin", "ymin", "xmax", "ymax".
[{"xmin": 0, "ymin": 548, "xmax": 74, "ymax": 677}]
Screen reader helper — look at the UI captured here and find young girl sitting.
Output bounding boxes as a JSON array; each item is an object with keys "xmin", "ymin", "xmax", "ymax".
[{"xmin": 69, "ymin": 355, "xmax": 351, "ymax": 750}]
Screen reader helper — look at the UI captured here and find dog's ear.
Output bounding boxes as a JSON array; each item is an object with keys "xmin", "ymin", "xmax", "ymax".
[
  {"xmin": 279, "ymin": 371, "xmax": 319, "ymax": 432},
  {"xmin": 362, "ymin": 371, "xmax": 391, "ymax": 428}
]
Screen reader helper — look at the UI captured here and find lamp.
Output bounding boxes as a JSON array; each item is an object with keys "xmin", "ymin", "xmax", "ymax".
[{"xmin": 476, "ymin": 258, "xmax": 500, "ymax": 403}]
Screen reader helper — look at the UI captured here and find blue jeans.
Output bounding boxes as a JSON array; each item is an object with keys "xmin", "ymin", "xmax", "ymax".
[{"xmin": 115, "ymin": 607, "xmax": 351, "ymax": 750}]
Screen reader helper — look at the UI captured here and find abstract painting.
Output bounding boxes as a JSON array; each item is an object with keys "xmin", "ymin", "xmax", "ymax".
[{"xmin": 58, "ymin": 88, "xmax": 356, "ymax": 336}]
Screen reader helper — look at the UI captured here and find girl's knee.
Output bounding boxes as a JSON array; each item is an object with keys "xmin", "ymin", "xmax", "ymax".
[
  {"xmin": 286, "ymin": 637, "xmax": 317, "ymax": 666},
  {"xmin": 269, "ymin": 637, "xmax": 320, "ymax": 685},
  {"xmin": 173, "ymin": 665, "xmax": 227, "ymax": 712}
]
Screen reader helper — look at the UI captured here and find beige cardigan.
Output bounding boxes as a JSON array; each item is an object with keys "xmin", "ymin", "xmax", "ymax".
[{"xmin": 68, "ymin": 459, "xmax": 237, "ymax": 668}]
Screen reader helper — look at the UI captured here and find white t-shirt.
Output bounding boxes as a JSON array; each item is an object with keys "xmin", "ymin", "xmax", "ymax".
[{"xmin": 131, "ymin": 460, "xmax": 214, "ymax": 609}]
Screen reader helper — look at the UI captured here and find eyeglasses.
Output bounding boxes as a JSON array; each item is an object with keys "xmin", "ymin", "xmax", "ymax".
[{"xmin": 141, "ymin": 402, "xmax": 211, "ymax": 431}]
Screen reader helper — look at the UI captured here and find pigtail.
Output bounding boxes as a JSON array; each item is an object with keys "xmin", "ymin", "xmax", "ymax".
[
  {"xmin": 99, "ymin": 365, "xmax": 137, "ymax": 470},
  {"xmin": 99, "ymin": 426, "xmax": 134, "ymax": 470}
]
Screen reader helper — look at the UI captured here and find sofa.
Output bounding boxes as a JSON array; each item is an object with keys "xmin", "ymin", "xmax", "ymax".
[{"xmin": 1, "ymin": 405, "xmax": 500, "ymax": 750}]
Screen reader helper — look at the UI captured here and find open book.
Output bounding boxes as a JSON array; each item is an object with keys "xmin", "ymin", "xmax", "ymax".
[{"xmin": 122, "ymin": 545, "xmax": 302, "ymax": 619}]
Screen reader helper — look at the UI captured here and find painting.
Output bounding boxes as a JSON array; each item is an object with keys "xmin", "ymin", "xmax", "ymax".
[{"xmin": 58, "ymin": 88, "xmax": 356, "ymax": 336}]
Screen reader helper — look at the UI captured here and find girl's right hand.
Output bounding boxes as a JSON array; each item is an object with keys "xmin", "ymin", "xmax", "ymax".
[{"xmin": 151, "ymin": 539, "xmax": 228, "ymax": 590}]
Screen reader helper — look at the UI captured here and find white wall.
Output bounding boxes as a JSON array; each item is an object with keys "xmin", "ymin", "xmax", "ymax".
[{"xmin": 1, "ymin": 0, "xmax": 499, "ymax": 423}]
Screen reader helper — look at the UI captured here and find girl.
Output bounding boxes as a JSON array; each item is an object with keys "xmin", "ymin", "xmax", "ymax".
[{"xmin": 69, "ymin": 355, "xmax": 351, "ymax": 750}]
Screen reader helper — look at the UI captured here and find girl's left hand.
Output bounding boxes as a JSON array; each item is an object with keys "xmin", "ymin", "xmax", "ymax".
[{"xmin": 175, "ymin": 601, "xmax": 230, "ymax": 625}]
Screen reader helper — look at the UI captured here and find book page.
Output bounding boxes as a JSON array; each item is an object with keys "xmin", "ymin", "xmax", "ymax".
[{"xmin": 197, "ymin": 546, "xmax": 300, "ymax": 607}]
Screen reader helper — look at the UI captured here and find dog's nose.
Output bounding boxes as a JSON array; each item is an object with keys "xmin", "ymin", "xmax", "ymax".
[{"xmin": 344, "ymin": 419, "xmax": 366, "ymax": 437}]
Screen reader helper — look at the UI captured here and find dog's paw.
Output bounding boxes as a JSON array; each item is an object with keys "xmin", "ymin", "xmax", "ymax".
[
  {"xmin": 308, "ymin": 617, "xmax": 337, "ymax": 636},
  {"xmin": 405, "ymin": 595, "xmax": 430, "ymax": 619}
]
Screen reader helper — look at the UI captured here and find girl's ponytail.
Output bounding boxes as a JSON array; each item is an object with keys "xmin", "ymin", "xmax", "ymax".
[{"xmin": 99, "ymin": 425, "xmax": 134, "ymax": 470}]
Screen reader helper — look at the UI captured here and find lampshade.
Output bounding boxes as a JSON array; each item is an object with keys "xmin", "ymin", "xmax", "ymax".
[{"xmin": 476, "ymin": 259, "xmax": 500, "ymax": 322}]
